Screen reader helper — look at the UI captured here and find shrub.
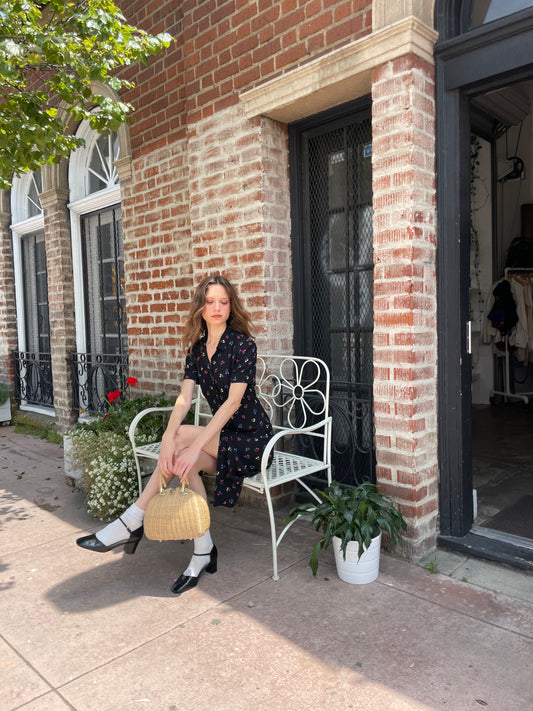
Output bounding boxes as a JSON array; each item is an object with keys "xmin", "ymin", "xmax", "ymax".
[{"xmin": 70, "ymin": 392, "xmax": 174, "ymax": 521}]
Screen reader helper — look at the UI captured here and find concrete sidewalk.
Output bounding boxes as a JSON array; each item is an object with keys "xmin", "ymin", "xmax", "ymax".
[{"xmin": 1, "ymin": 426, "xmax": 532, "ymax": 711}]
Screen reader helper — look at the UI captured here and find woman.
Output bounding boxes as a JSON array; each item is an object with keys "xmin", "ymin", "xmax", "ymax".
[{"xmin": 77, "ymin": 274, "xmax": 274, "ymax": 594}]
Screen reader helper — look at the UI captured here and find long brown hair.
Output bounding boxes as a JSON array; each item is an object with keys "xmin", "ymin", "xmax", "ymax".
[{"xmin": 182, "ymin": 274, "xmax": 254, "ymax": 351}]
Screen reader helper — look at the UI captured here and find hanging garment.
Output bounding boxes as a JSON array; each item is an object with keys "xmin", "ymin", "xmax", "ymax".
[{"xmin": 487, "ymin": 279, "xmax": 518, "ymax": 336}]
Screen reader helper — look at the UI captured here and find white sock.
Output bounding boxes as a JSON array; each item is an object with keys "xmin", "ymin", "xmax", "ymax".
[
  {"xmin": 96, "ymin": 504, "xmax": 145, "ymax": 546},
  {"xmin": 183, "ymin": 530, "xmax": 214, "ymax": 577}
]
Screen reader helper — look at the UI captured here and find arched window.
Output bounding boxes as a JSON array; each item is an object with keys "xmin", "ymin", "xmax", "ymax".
[
  {"xmin": 69, "ymin": 119, "xmax": 127, "ymax": 414},
  {"xmin": 69, "ymin": 122, "xmax": 119, "ymax": 202},
  {"xmin": 11, "ymin": 170, "xmax": 53, "ymax": 410},
  {"xmin": 11, "ymin": 170, "xmax": 43, "ymax": 224},
  {"xmin": 27, "ymin": 171, "xmax": 43, "ymax": 218}
]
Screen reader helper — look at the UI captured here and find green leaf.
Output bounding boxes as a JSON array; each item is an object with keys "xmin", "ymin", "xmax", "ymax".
[{"xmin": 0, "ymin": 0, "xmax": 172, "ymax": 186}]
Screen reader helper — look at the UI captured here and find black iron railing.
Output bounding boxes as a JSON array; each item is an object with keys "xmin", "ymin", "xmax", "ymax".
[
  {"xmin": 12, "ymin": 351, "xmax": 54, "ymax": 408},
  {"xmin": 70, "ymin": 352, "xmax": 129, "ymax": 415}
]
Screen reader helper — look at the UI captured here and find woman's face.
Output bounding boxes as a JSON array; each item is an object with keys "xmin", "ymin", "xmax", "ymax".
[{"xmin": 202, "ymin": 283, "xmax": 231, "ymax": 329}]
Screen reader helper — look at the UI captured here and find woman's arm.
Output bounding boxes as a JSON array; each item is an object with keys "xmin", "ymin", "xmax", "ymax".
[{"xmin": 157, "ymin": 378, "xmax": 195, "ymax": 475}]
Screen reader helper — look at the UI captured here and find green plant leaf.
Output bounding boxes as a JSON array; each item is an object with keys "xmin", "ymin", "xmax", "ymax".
[
  {"xmin": 0, "ymin": 0, "xmax": 172, "ymax": 187},
  {"xmin": 287, "ymin": 480, "xmax": 407, "ymax": 576}
]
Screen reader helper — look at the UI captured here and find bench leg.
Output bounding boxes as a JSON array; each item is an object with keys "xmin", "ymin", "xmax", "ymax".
[
  {"xmin": 134, "ymin": 455, "xmax": 144, "ymax": 496},
  {"xmin": 263, "ymin": 487, "xmax": 280, "ymax": 581}
]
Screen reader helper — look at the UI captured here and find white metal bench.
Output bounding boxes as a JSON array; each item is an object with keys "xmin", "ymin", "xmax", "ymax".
[{"xmin": 128, "ymin": 355, "xmax": 332, "ymax": 580}]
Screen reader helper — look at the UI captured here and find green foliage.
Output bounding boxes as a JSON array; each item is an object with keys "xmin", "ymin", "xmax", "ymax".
[
  {"xmin": 423, "ymin": 557, "xmax": 439, "ymax": 574},
  {"xmin": 70, "ymin": 393, "xmax": 173, "ymax": 521},
  {"xmin": 0, "ymin": 0, "xmax": 172, "ymax": 187},
  {"xmin": 287, "ymin": 481, "xmax": 407, "ymax": 577},
  {"xmin": 74, "ymin": 393, "xmax": 173, "ymax": 441}
]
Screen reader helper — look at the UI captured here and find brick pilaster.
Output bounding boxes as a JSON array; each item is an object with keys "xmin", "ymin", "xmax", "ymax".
[
  {"xmin": 0, "ymin": 189, "xmax": 17, "ymax": 386},
  {"xmin": 371, "ymin": 54, "xmax": 438, "ymax": 559},
  {"xmin": 40, "ymin": 188, "xmax": 77, "ymax": 431}
]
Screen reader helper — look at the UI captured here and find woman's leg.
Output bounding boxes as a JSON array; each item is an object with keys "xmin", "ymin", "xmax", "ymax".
[
  {"xmin": 78, "ymin": 425, "xmax": 218, "ymax": 551},
  {"xmin": 165, "ymin": 426, "xmax": 220, "ymax": 589}
]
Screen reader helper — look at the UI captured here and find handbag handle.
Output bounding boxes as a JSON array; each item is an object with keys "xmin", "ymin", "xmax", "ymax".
[{"xmin": 157, "ymin": 471, "xmax": 190, "ymax": 494}]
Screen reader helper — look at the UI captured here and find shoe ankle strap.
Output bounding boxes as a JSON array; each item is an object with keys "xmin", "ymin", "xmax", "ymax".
[{"xmin": 118, "ymin": 516, "xmax": 132, "ymax": 535}]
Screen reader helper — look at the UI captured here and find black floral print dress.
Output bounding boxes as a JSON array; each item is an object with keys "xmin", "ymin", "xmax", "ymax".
[{"xmin": 184, "ymin": 326, "xmax": 274, "ymax": 507}]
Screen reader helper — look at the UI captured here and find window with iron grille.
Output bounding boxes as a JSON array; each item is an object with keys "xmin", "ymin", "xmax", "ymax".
[
  {"xmin": 290, "ymin": 99, "xmax": 375, "ymax": 487},
  {"xmin": 81, "ymin": 205, "xmax": 127, "ymax": 357},
  {"xmin": 22, "ymin": 231, "xmax": 50, "ymax": 355}
]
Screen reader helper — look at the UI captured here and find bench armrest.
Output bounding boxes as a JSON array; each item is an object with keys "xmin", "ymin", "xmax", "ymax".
[
  {"xmin": 260, "ymin": 415, "xmax": 332, "ymax": 471},
  {"xmin": 128, "ymin": 406, "xmax": 175, "ymax": 448}
]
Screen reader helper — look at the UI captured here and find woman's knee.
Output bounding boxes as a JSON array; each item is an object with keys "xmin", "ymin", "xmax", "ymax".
[{"xmin": 174, "ymin": 424, "xmax": 197, "ymax": 452}]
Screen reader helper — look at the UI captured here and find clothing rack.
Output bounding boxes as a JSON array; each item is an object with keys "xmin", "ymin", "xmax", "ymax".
[{"xmin": 490, "ymin": 268, "xmax": 533, "ymax": 404}]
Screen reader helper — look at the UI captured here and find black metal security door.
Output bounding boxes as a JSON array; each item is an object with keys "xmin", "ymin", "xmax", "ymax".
[{"xmin": 290, "ymin": 99, "xmax": 375, "ymax": 487}]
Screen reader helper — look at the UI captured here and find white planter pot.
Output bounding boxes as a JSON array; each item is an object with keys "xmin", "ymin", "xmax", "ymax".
[
  {"xmin": 0, "ymin": 399, "xmax": 12, "ymax": 423},
  {"xmin": 63, "ymin": 433, "xmax": 84, "ymax": 485},
  {"xmin": 332, "ymin": 531, "xmax": 382, "ymax": 584}
]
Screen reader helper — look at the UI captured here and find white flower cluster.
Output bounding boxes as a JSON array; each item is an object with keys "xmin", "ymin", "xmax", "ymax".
[
  {"xmin": 68, "ymin": 406, "xmax": 169, "ymax": 522},
  {"xmin": 84, "ymin": 442, "xmax": 138, "ymax": 521},
  {"xmin": 72, "ymin": 433, "xmax": 138, "ymax": 521}
]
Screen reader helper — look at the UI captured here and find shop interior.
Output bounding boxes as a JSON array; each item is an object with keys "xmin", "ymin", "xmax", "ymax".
[{"xmin": 470, "ymin": 79, "xmax": 533, "ymax": 546}]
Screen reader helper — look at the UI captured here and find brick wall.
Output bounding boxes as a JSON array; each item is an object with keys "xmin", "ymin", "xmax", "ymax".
[
  {"xmin": 116, "ymin": 2, "xmax": 369, "ymax": 388},
  {"xmin": 260, "ymin": 115, "xmax": 293, "ymax": 354},
  {"xmin": 371, "ymin": 55, "xmax": 438, "ymax": 559},
  {"xmin": 121, "ymin": 137, "xmax": 192, "ymax": 394},
  {"xmin": 123, "ymin": 1, "xmax": 372, "ymax": 154},
  {"xmin": 121, "ymin": 102, "xmax": 292, "ymax": 394}
]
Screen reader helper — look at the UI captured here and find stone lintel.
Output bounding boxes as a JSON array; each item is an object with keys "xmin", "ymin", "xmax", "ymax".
[{"xmin": 240, "ymin": 17, "xmax": 438, "ymax": 124}]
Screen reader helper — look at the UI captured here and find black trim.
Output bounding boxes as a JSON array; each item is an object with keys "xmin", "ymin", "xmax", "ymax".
[
  {"xmin": 434, "ymin": 0, "xmax": 462, "ymax": 39},
  {"xmin": 435, "ymin": 7, "xmax": 533, "ymax": 540},
  {"xmin": 438, "ymin": 533, "xmax": 533, "ymax": 571},
  {"xmin": 435, "ymin": 69, "xmax": 473, "ymax": 537},
  {"xmin": 437, "ymin": 15, "xmax": 533, "ymax": 93}
]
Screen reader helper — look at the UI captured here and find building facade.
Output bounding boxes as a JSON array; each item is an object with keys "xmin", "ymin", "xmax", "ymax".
[{"xmin": 1, "ymin": 1, "xmax": 532, "ymax": 567}]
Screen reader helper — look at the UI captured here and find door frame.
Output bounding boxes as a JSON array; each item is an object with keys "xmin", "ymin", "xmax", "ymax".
[
  {"xmin": 435, "ymin": 7, "xmax": 533, "ymax": 564},
  {"xmin": 288, "ymin": 95, "xmax": 375, "ymax": 487}
]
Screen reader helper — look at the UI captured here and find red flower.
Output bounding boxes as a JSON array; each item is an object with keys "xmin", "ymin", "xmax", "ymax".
[
  {"xmin": 108, "ymin": 390, "xmax": 122, "ymax": 403},
  {"xmin": 126, "ymin": 376, "xmax": 138, "ymax": 386}
]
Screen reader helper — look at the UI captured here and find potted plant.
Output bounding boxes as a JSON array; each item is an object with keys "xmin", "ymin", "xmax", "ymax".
[
  {"xmin": 287, "ymin": 481, "xmax": 407, "ymax": 584},
  {"xmin": 0, "ymin": 381, "xmax": 12, "ymax": 423}
]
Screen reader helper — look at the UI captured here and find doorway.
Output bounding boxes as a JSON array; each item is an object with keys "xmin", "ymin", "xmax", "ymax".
[
  {"xmin": 435, "ymin": 1, "xmax": 533, "ymax": 566},
  {"xmin": 469, "ymin": 81, "xmax": 533, "ymax": 546}
]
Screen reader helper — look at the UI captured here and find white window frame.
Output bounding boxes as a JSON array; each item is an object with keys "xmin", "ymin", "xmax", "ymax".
[
  {"xmin": 68, "ymin": 119, "xmax": 121, "ymax": 355},
  {"xmin": 10, "ymin": 173, "xmax": 53, "ymax": 415},
  {"xmin": 11, "ymin": 172, "xmax": 44, "ymax": 356}
]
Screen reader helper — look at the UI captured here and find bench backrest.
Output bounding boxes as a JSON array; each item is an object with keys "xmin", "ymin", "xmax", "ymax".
[{"xmin": 192, "ymin": 354, "xmax": 330, "ymax": 435}]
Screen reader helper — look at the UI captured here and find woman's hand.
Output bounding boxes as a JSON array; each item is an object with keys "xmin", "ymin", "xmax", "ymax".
[
  {"xmin": 173, "ymin": 446, "xmax": 201, "ymax": 483},
  {"xmin": 157, "ymin": 435, "xmax": 177, "ymax": 477}
]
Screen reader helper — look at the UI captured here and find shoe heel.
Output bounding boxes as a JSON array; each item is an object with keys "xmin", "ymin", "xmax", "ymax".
[
  {"xmin": 124, "ymin": 539, "xmax": 139, "ymax": 554},
  {"xmin": 123, "ymin": 525, "xmax": 143, "ymax": 555},
  {"xmin": 205, "ymin": 546, "xmax": 218, "ymax": 574}
]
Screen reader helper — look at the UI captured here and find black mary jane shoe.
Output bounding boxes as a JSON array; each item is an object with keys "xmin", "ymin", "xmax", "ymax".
[
  {"xmin": 171, "ymin": 545, "xmax": 218, "ymax": 595},
  {"xmin": 76, "ymin": 519, "xmax": 143, "ymax": 555}
]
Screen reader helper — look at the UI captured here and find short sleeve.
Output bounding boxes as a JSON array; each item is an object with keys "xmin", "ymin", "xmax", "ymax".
[
  {"xmin": 230, "ymin": 337, "xmax": 257, "ymax": 384},
  {"xmin": 184, "ymin": 351, "xmax": 198, "ymax": 383}
]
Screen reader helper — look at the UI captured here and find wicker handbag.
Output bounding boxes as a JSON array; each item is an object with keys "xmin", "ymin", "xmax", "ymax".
[{"xmin": 144, "ymin": 474, "xmax": 210, "ymax": 541}]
